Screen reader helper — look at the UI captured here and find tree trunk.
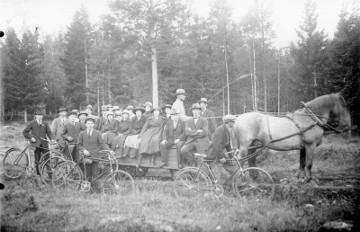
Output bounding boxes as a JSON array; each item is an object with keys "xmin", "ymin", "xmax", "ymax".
[
  {"xmin": 24, "ymin": 109, "xmax": 27, "ymax": 123},
  {"xmin": 151, "ymin": 46, "xmax": 159, "ymax": 107}
]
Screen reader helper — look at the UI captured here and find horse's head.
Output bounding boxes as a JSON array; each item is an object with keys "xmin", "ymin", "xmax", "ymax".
[{"xmin": 331, "ymin": 93, "xmax": 351, "ymax": 129}]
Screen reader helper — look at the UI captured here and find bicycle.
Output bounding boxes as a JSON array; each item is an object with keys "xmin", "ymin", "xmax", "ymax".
[
  {"xmin": 51, "ymin": 150, "xmax": 135, "ymax": 195},
  {"xmin": 3, "ymin": 139, "xmax": 65, "ymax": 183},
  {"xmin": 173, "ymin": 149, "xmax": 275, "ymax": 199}
]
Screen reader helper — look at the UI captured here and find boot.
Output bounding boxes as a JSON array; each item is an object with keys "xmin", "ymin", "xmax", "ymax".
[
  {"xmin": 121, "ymin": 147, "xmax": 130, "ymax": 158},
  {"xmin": 130, "ymin": 149, "xmax": 138, "ymax": 159}
]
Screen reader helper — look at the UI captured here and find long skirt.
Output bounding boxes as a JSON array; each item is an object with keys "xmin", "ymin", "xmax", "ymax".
[
  {"xmin": 110, "ymin": 134, "xmax": 127, "ymax": 150},
  {"xmin": 102, "ymin": 131, "xmax": 116, "ymax": 145},
  {"xmin": 138, "ymin": 127, "xmax": 163, "ymax": 155},
  {"xmin": 124, "ymin": 135, "xmax": 141, "ymax": 149}
]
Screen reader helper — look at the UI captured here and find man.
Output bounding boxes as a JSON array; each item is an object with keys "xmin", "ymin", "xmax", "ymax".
[
  {"xmin": 23, "ymin": 109, "xmax": 56, "ymax": 175},
  {"xmin": 61, "ymin": 111, "xmax": 86, "ymax": 161},
  {"xmin": 95, "ymin": 105, "xmax": 108, "ymax": 131},
  {"xmin": 51, "ymin": 107, "xmax": 69, "ymax": 148},
  {"xmin": 77, "ymin": 118, "xmax": 111, "ymax": 181},
  {"xmin": 171, "ymin": 89, "xmax": 186, "ymax": 120},
  {"xmin": 199, "ymin": 98, "xmax": 217, "ymax": 140},
  {"xmin": 78, "ymin": 110, "xmax": 88, "ymax": 126},
  {"xmin": 180, "ymin": 103, "xmax": 209, "ymax": 166},
  {"xmin": 160, "ymin": 109, "xmax": 187, "ymax": 168},
  {"xmin": 207, "ymin": 114, "xmax": 238, "ymax": 183},
  {"xmin": 85, "ymin": 105, "xmax": 98, "ymax": 121}
]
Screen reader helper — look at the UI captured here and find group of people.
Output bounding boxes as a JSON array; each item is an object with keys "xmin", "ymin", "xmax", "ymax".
[{"xmin": 23, "ymin": 88, "xmax": 238, "ymax": 181}]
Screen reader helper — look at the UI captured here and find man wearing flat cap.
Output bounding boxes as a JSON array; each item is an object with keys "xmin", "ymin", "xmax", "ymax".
[
  {"xmin": 207, "ymin": 114, "xmax": 238, "ymax": 182},
  {"xmin": 61, "ymin": 111, "xmax": 86, "ymax": 161},
  {"xmin": 51, "ymin": 107, "xmax": 69, "ymax": 148},
  {"xmin": 172, "ymin": 89, "xmax": 186, "ymax": 120},
  {"xmin": 23, "ymin": 109, "xmax": 56, "ymax": 176},
  {"xmin": 199, "ymin": 98, "xmax": 217, "ymax": 140},
  {"xmin": 180, "ymin": 103, "xmax": 209, "ymax": 167}
]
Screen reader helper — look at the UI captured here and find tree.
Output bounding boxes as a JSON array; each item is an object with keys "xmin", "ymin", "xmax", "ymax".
[
  {"xmin": 290, "ymin": 0, "xmax": 328, "ymax": 103},
  {"xmin": 61, "ymin": 7, "xmax": 92, "ymax": 108}
]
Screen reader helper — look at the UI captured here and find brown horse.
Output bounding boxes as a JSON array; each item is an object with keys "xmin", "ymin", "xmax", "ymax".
[{"xmin": 233, "ymin": 93, "xmax": 351, "ymax": 182}]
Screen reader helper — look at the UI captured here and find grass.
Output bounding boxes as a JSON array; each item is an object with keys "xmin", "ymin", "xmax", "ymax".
[{"xmin": 1, "ymin": 122, "xmax": 360, "ymax": 231}]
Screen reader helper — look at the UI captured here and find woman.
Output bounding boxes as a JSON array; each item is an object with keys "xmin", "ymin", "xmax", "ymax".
[
  {"xmin": 143, "ymin": 102, "xmax": 153, "ymax": 119},
  {"xmin": 162, "ymin": 104, "xmax": 172, "ymax": 123},
  {"xmin": 111, "ymin": 110, "xmax": 131, "ymax": 157},
  {"xmin": 102, "ymin": 111, "xmax": 119, "ymax": 147},
  {"xmin": 123, "ymin": 106, "xmax": 147, "ymax": 158},
  {"xmin": 138, "ymin": 107, "xmax": 166, "ymax": 165}
]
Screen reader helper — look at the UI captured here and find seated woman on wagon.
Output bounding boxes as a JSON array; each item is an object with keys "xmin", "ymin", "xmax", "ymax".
[
  {"xmin": 101, "ymin": 111, "xmax": 119, "ymax": 147},
  {"xmin": 122, "ymin": 106, "xmax": 147, "ymax": 158},
  {"xmin": 137, "ymin": 107, "xmax": 166, "ymax": 165},
  {"xmin": 111, "ymin": 110, "xmax": 131, "ymax": 157},
  {"xmin": 143, "ymin": 102, "xmax": 153, "ymax": 119}
]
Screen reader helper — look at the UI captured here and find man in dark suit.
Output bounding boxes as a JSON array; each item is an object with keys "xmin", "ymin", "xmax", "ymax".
[
  {"xmin": 207, "ymin": 115, "xmax": 238, "ymax": 182},
  {"xmin": 199, "ymin": 98, "xmax": 217, "ymax": 140},
  {"xmin": 180, "ymin": 103, "xmax": 209, "ymax": 166},
  {"xmin": 51, "ymin": 107, "xmax": 69, "ymax": 148},
  {"xmin": 77, "ymin": 118, "xmax": 111, "ymax": 181},
  {"xmin": 159, "ymin": 109, "xmax": 187, "ymax": 168},
  {"xmin": 61, "ymin": 111, "xmax": 86, "ymax": 161},
  {"xmin": 23, "ymin": 109, "xmax": 56, "ymax": 175}
]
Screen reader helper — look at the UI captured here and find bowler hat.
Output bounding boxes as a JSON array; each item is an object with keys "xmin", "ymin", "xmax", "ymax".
[
  {"xmin": 85, "ymin": 118, "xmax": 95, "ymax": 124},
  {"xmin": 170, "ymin": 109, "xmax": 180, "ymax": 115},
  {"xmin": 191, "ymin": 103, "xmax": 201, "ymax": 110},
  {"xmin": 58, "ymin": 107, "xmax": 67, "ymax": 113},
  {"xmin": 68, "ymin": 111, "xmax": 77, "ymax": 117},
  {"xmin": 222, "ymin": 115, "xmax": 236, "ymax": 124},
  {"xmin": 133, "ymin": 106, "xmax": 145, "ymax": 114},
  {"xmin": 176, "ymin": 89, "xmax": 186, "ymax": 95},
  {"xmin": 34, "ymin": 109, "xmax": 44, "ymax": 115},
  {"xmin": 78, "ymin": 111, "xmax": 88, "ymax": 117},
  {"xmin": 151, "ymin": 107, "xmax": 162, "ymax": 113},
  {"xmin": 200, "ymin": 98, "xmax": 208, "ymax": 104},
  {"xmin": 86, "ymin": 105, "xmax": 93, "ymax": 110},
  {"xmin": 161, "ymin": 104, "xmax": 172, "ymax": 110}
]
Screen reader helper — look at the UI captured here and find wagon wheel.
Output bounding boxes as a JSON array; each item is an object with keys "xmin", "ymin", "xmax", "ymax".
[
  {"xmin": 173, "ymin": 167, "xmax": 212, "ymax": 198},
  {"xmin": 232, "ymin": 167, "xmax": 275, "ymax": 199},
  {"xmin": 103, "ymin": 170, "xmax": 135, "ymax": 195},
  {"xmin": 3, "ymin": 147, "xmax": 29, "ymax": 179},
  {"xmin": 52, "ymin": 161, "xmax": 83, "ymax": 192}
]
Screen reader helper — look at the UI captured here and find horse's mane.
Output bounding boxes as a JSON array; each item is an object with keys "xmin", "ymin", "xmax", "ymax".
[{"xmin": 304, "ymin": 93, "xmax": 343, "ymax": 115}]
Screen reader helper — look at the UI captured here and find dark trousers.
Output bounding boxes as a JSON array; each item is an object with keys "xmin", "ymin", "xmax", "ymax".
[
  {"xmin": 160, "ymin": 140, "xmax": 185, "ymax": 164},
  {"xmin": 64, "ymin": 144, "xmax": 78, "ymax": 161},
  {"xmin": 180, "ymin": 142, "xmax": 207, "ymax": 166},
  {"xmin": 80, "ymin": 161, "xmax": 99, "ymax": 181},
  {"xmin": 34, "ymin": 144, "xmax": 46, "ymax": 175}
]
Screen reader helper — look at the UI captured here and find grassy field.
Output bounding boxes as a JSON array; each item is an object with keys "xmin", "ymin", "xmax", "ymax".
[{"xmin": 0, "ymin": 122, "xmax": 359, "ymax": 231}]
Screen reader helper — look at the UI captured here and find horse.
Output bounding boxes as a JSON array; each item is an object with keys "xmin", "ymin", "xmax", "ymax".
[{"xmin": 233, "ymin": 93, "xmax": 351, "ymax": 182}]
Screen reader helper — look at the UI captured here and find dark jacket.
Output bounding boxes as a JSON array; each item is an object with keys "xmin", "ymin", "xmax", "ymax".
[
  {"xmin": 184, "ymin": 116, "xmax": 209, "ymax": 151},
  {"xmin": 126, "ymin": 115, "xmax": 147, "ymax": 135},
  {"xmin": 162, "ymin": 118, "xmax": 186, "ymax": 143},
  {"xmin": 201, "ymin": 108, "xmax": 217, "ymax": 136},
  {"xmin": 61, "ymin": 122, "xmax": 86, "ymax": 144},
  {"xmin": 23, "ymin": 120, "xmax": 54, "ymax": 147},
  {"xmin": 118, "ymin": 119, "xmax": 131, "ymax": 134},
  {"xmin": 207, "ymin": 124, "xmax": 232, "ymax": 160},
  {"xmin": 101, "ymin": 119, "xmax": 119, "ymax": 134},
  {"xmin": 77, "ymin": 130, "xmax": 110, "ymax": 158}
]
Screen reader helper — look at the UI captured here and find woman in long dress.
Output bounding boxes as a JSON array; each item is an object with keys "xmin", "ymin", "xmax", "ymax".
[
  {"xmin": 111, "ymin": 110, "xmax": 131, "ymax": 157},
  {"xmin": 123, "ymin": 106, "xmax": 147, "ymax": 158},
  {"xmin": 101, "ymin": 111, "xmax": 119, "ymax": 147},
  {"xmin": 138, "ymin": 107, "xmax": 166, "ymax": 165}
]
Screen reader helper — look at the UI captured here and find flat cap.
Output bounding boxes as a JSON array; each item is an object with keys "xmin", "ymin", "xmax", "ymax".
[{"xmin": 222, "ymin": 115, "xmax": 236, "ymax": 124}]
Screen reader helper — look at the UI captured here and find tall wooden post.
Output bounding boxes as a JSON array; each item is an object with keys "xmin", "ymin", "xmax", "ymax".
[{"xmin": 151, "ymin": 46, "xmax": 159, "ymax": 107}]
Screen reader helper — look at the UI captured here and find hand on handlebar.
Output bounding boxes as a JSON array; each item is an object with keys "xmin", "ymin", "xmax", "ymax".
[
  {"xmin": 84, "ymin": 150, "xmax": 90, "ymax": 156},
  {"xmin": 67, "ymin": 136, "xmax": 73, "ymax": 142},
  {"xmin": 219, "ymin": 158, "xmax": 226, "ymax": 163},
  {"xmin": 30, "ymin": 138, "xmax": 36, "ymax": 143}
]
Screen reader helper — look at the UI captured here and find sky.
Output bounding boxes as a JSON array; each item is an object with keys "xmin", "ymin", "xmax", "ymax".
[{"xmin": 0, "ymin": 0, "xmax": 357, "ymax": 48}]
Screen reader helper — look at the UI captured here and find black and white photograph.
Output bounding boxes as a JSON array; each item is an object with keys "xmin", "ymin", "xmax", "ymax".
[{"xmin": 0, "ymin": 0, "xmax": 359, "ymax": 231}]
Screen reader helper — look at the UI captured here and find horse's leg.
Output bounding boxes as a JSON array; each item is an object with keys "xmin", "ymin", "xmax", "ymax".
[
  {"xmin": 248, "ymin": 148, "xmax": 259, "ymax": 179},
  {"xmin": 297, "ymin": 148, "xmax": 306, "ymax": 179},
  {"xmin": 305, "ymin": 144, "xmax": 316, "ymax": 182}
]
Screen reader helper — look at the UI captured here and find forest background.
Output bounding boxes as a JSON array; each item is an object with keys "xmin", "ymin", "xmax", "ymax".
[{"xmin": 1, "ymin": 0, "xmax": 359, "ymax": 132}]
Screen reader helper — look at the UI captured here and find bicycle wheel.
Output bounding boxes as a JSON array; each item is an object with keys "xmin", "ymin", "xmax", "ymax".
[
  {"xmin": 232, "ymin": 167, "xmax": 275, "ymax": 199},
  {"xmin": 173, "ymin": 167, "xmax": 212, "ymax": 198},
  {"xmin": 52, "ymin": 161, "xmax": 83, "ymax": 191},
  {"xmin": 3, "ymin": 147, "xmax": 29, "ymax": 179},
  {"xmin": 103, "ymin": 170, "xmax": 135, "ymax": 195},
  {"xmin": 40, "ymin": 154, "xmax": 66, "ymax": 186}
]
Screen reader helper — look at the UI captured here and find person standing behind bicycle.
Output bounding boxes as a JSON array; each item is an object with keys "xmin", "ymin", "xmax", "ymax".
[
  {"xmin": 52, "ymin": 107, "xmax": 69, "ymax": 148},
  {"xmin": 207, "ymin": 115, "xmax": 238, "ymax": 183},
  {"xmin": 77, "ymin": 117, "xmax": 111, "ymax": 182},
  {"xmin": 61, "ymin": 111, "xmax": 86, "ymax": 161},
  {"xmin": 23, "ymin": 109, "xmax": 56, "ymax": 176}
]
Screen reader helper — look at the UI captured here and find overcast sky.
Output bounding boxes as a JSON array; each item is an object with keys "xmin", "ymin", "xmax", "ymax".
[{"xmin": 0, "ymin": 0, "xmax": 357, "ymax": 48}]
